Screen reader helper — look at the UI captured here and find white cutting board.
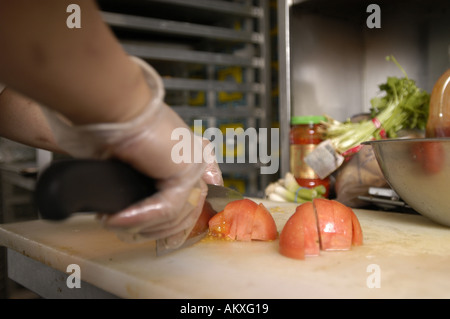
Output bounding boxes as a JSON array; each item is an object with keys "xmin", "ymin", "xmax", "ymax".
[{"xmin": 1, "ymin": 198, "xmax": 450, "ymax": 299}]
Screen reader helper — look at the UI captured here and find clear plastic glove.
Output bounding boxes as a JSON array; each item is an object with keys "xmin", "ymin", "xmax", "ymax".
[{"xmin": 41, "ymin": 57, "xmax": 223, "ymax": 248}]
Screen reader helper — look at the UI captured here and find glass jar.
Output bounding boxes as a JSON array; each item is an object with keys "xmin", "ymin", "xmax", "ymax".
[
  {"xmin": 426, "ymin": 69, "xmax": 450, "ymax": 137},
  {"xmin": 290, "ymin": 115, "xmax": 330, "ymax": 197}
]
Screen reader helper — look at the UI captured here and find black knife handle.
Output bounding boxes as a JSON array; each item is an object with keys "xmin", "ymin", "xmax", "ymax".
[{"xmin": 34, "ymin": 159, "xmax": 157, "ymax": 220}]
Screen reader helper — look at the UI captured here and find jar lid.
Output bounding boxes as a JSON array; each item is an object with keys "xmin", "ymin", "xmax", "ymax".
[{"xmin": 291, "ymin": 115, "xmax": 326, "ymax": 125}]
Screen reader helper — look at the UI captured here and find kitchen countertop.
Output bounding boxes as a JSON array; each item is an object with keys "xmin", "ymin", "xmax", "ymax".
[{"xmin": 1, "ymin": 198, "xmax": 450, "ymax": 299}]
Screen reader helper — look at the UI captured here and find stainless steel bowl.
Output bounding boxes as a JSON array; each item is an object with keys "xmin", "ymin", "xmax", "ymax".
[{"xmin": 363, "ymin": 138, "xmax": 450, "ymax": 226}]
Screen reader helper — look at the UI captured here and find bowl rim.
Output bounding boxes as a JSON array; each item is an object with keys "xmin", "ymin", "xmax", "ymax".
[{"xmin": 363, "ymin": 137, "xmax": 450, "ymax": 145}]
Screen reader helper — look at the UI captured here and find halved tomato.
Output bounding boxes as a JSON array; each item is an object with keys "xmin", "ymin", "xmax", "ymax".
[
  {"xmin": 279, "ymin": 198, "xmax": 363, "ymax": 260},
  {"xmin": 208, "ymin": 199, "xmax": 277, "ymax": 241}
]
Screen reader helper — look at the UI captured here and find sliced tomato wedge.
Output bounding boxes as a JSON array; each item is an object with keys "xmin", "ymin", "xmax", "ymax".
[
  {"xmin": 208, "ymin": 198, "xmax": 277, "ymax": 241},
  {"xmin": 279, "ymin": 204, "xmax": 306, "ymax": 260},
  {"xmin": 350, "ymin": 210, "xmax": 363, "ymax": 246},
  {"xmin": 252, "ymin": 203, "xmax": 278, "ymax": 241},
  {"xmin": 279, "ymin": 202, "xmax": 320, "ymax": 260},
  {"xmin": 314, "ymin": 198, "xmax": 352, "ymax": 251},
  {"xmin": 299, "ymin": 202, "xmax": 320, "ymax": 256},
  {"xmin": 208, "ymin": 208, "xmax": 232, "ymax": 240}
]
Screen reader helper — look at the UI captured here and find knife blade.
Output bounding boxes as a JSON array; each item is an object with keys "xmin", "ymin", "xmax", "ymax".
[{"xmin": 34, "ymin": 159, "xmax": 243, "ymax": 254}]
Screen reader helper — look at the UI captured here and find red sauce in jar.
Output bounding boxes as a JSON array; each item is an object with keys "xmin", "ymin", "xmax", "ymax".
[{"xmin": 290, "ymin": 116, "xmax": 330, "ymax": 197}]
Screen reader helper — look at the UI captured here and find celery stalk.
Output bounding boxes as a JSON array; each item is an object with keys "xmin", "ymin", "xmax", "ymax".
[
  {"xmin": 267, "ymin": 193, "xmax": 288, "ymax": 202},
  {"xmin": 322, "ymin": 56, "xmax": 429, "ymax": 155}
]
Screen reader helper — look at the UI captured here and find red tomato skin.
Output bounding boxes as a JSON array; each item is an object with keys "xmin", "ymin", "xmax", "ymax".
[
  {"xmin": 210, "ymin": 199, "xmax": 258, "ymax": 240},
  {"xmin": 279, "ymin": 206, "xmax": 306, "ymax": 260},
  {"xmin": 235, "ymin": 206, "xmax": 255, "ymax": 241},
  {"xmin": 296, "ymin": 202, "xmax": 320, "ymax": 256},
  {"xmin": 312, "ymin": 198, "xmax": 333, "ymax": 250},
  {"xmin": 350, "ymin": 210, "xmax": 363, "ymax": 246},
  {"xmin": 251, "ymin": 203, "xmax": 278, "ymax": 241},
  {"xmin": 313, "ymin": 199, "xmax": 352, "ymax": 251},
  {"xmin": 223, "ymin": 198, "xmax": 259, "ymax": 213},
  {"xmin": 228, "ymin": 199, "xmax": 258, "ymax": 241},
  {"xmin": 208, "ymin": 199, "xmax": 277, "ymax": 242},
  {"xmin": 329, "ymin": 200, "xmax": 353, "ymax": 250}
]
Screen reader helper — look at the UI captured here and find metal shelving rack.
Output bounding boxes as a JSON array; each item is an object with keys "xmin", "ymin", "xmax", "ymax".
[{"xmin": 98, "ymin": 0, "xmax": 273, "ymax": 196}]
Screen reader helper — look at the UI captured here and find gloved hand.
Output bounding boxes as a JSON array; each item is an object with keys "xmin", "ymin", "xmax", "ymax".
[{"xmin": 41, "ymin": 56, "xmax": 223, "ymax": 249}]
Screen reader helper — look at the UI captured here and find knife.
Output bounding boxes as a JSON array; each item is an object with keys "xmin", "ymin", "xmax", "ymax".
[{"xmin": 34, "ymin": 159, "xmax": 243, "ymax": 254}]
